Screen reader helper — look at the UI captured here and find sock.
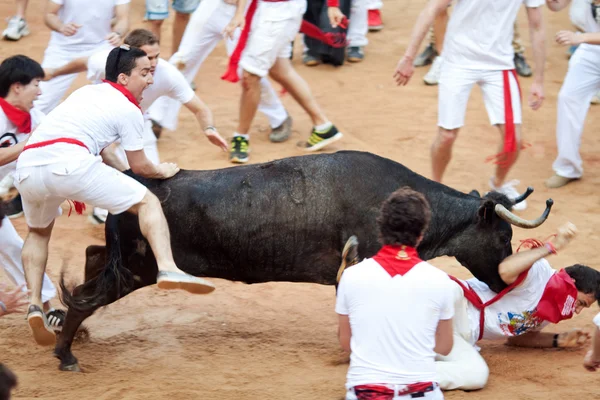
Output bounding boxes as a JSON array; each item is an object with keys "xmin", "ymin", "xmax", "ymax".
[
  {"xmin": 314, "ymin": 121, "xmax": 332, "ymax": 132},
  {"xmin": 233, "ymin": 133, "xmax": 249, "ymax": 140}
]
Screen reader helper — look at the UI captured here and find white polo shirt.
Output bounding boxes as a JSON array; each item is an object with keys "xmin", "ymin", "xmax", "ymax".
[
  {"xmin": 17, "ymin": 83, "xmax": 144, "ymax": 168},
  {"xmin": 0, "ymin": 107, "xmax": 45, "ymax": 179},
  {"xmin": 47, "ymin": 0, "xmax": 130, "ymax": 51},
  {"xmin": 86, "ymin": 51, "xmax": 195, "ymax": 112},
  {"xmin": 336, "ymin": 258, "xmax": 455, "ymax": 388},
  {"xmin": 442, "ymin": 0, "xmax": 545, "ymax": 70}
]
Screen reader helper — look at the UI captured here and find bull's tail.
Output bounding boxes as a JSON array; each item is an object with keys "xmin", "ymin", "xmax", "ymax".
[{"xmin": 60, "ymin": 216, "xmax": 133, "ymax": 313}]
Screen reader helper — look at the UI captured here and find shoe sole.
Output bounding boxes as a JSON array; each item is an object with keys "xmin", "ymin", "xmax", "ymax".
[
  {"xmin": 302, "ymin": 132, "xmax": 343, "ymax": 152},
  {"xmin": 28, "ymin": 312, "xmax": 56, "ymax": 346},
  {"xmin": 230, "ymin": 155, "xmax": 249, "ymax": 164},
  {"xmin": 347, "ymin": 57, "xmax": 363, "ymax": 63},
  {"xmin": 423, "ymin": 79, "xmax": 439, "ymax": 86},
  {"xmin": 368, "ymin": 26, "xmax": 383, "ymax": 32},
  {"xmin": 157, "ymin": 278, "xmax": 216, "ymax": 295},
  {"xmin": 7, "ymin": 211, "xmax": 23, "ymax": 219},
  {"xmin": 304, "ymin": 60, "xmax": 320, "ymax": 67},
  {"xmin": 2, "ymin": 27, "xmax": 29, "ymax": 41},
  {"xmin": 88, "ymin": 214, "xmax": 106, "ymax": 225}
]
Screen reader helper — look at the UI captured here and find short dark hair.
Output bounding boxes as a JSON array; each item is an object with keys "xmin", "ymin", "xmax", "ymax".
[
  {"xmin": 105, "ymin": 46, "xmax": 148, "ymax": 83},
  {"xmin": 124, "ymin": 29, "xmax": 159, "ymax": 48},
  {"xmin": 0, "ymin": 363, "xmax": 17, "ymax": 400},
  {"xmin": 377, "ymin": 187, "xmax": 431, "ymax": 247},
  {"xmin": 565, "ymin": 264, "xmax": 600, "ymax": 304},
  {"xmin": 0, "ymin": 55, "xmax": 44, "ymax": 98}
]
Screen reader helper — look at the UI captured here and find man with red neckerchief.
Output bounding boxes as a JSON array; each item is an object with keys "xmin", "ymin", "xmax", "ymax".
[
  {"xmin": 336, "ymin": 187, "xmax": 455, "ymax": 400},
  {"xmin": 14, "ymin": 46, "xmax": 216, "ymax": 347}
]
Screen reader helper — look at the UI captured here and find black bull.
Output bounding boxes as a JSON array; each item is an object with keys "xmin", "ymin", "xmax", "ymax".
[{"xmin": 55, "ymin": 151, "xmax": 553, "ymax": 371}]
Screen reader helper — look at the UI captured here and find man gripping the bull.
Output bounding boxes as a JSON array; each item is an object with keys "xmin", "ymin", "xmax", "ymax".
[{"xmin": 15, "ymin": 45, "xmax": 216, "ymax": 347}]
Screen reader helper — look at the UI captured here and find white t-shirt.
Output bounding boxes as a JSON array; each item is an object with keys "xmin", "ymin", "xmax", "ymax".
[
  {"xmin": 47, "ymin": 0, "xmax": 130, "ymax": 51},
  {"xmin": 87, "ymin": 51, "xmax": 195, "ymax": 112},
  {"xmin": 462, "ymin": 259, "xmax": 556, "ymax": 344},
  {"xmin": 442, "ymin": 0, "xmax": 545, "ymax": 70},
  {"xmin": 0, "ymin": 107, "xmax": 45, "ymax": 179},
  {"xmin": 336, "ymin": 258, "xmax": 455, "ymax": 388},
  {"xmin": 17, "ymin": 83, "xmax": 144, "ymax": 168}
]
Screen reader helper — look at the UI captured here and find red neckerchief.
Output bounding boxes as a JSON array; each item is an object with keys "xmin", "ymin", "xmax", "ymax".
[
  {"xmin": 102, "ymin": 80, "xmax": 142, "ymax": 112},
  {"xmin": 533, "ymin": 269, "xmax": 578, "ymax": 323},
  {"xmin": 0, "ymin": 97, "xmax": 32, "ymax": 133},
  {"xmin": 372, "ymin": 245, "xmax": 423, "ymax": 277}
]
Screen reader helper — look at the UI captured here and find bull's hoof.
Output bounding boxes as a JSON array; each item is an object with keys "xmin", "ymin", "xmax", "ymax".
[{"xmin": 59, "ymin": 362, "xmax": 81, "ymax": 372}]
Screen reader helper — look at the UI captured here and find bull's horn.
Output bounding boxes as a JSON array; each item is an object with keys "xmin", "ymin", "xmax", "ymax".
[
  {"xmin": 513, "ymin": 186, "xmax": 534, "ymax": 205},
  {"xmin": 495, "ymin": 199, "xmax": 554, "ymax": 229}
]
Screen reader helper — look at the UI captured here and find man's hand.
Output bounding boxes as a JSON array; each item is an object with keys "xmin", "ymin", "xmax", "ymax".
[
  {"xmin": 584, "ymin": 350, "xmax": 600, "ymax": 371},
  {"xmin": 59, "ymin": 22, "xmax": 82, "ymax": 36},
  {"xmin": 105, "ymin": 32, "xmax": 122, "ymax": 46},
  {"xmin": 551, "ymin": 222, "xmax": 577, "ymax": 252},
  {"xmin": 393, "ymin": 55, "xmax": 415, "ymax": 86},
  {"xmin": 558, "ymin": 328, "xmax": 590, "ymax": 348},
  {"xmin": 328, "ymin": 7, "xmax": 345, "ymax": 28},
  {"xmin": 156, "ymin": 162, "xmax": 180, "ymax": 179},
  {"xmin": 204, "ymin": 128, "xmax": 228, "ymax": 152},
  {"xmin": 528, "ymin": 81, "xmax": 545, "ymax": 111},
  {"xmin": 223, "ymin": 14, "xmax": 245, "ymax": 40},
  {"xmin": 556, "ymin": 30, "xmax": 581, "ymax": 47},
  {"xmin": 0, "ymin": 284, "xmax": 28, "ymax": 316}
]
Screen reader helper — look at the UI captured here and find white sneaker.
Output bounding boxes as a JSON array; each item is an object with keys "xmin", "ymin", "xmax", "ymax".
[
  {"xmin": 89, "ymin": 207, "xmax": 108, "ymax": 224},
  {"xmin": 591, "ymin": 90, "xmax": 600, "ymax": 105},
  {"xmin": 423, "ymin": 56, "xmax": 443, "ymax": 86},
  {"xmin": 0, "ymin": 174, "xmax": 14, "ymax": 196},
  {"xmin": 489, "ymin": 178, "xmax": 527, "ymax": 211},
  {"xmin": 2, "ymin": 17, "xmax": 30, "ymax": 41}
]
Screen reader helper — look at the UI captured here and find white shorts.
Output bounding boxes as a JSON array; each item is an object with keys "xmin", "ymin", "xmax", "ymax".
[
  {"xmin": 145, "ymin": 0, "xmax": 200, "ymax": 19},
  {"xmin": 438, "ymin": 63, "xmax": 522, "ymax": 130},
  {"xmin": 14, "ymin": 156, "xmax": 147, "ymax": 229},
  {"xmin": 239, "ymin": 0, "xmax": 306, "ymax": 77}
]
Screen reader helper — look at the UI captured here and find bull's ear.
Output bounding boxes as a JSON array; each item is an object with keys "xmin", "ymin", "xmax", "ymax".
[
  {"xmin": 477, "ymin": 199, "xmax": 495, "ymax": 225},
  {"xmin": 469, "ymin": 190, "xmax": 481, "ymax": 197}
]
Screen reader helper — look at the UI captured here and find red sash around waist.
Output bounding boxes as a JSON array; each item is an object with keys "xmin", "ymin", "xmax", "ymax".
[{"xmin": 353, "ymin": 382, "xmax": 436, "ymax": 400}]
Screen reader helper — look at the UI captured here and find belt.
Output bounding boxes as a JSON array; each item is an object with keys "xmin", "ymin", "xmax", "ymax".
[{"xmin": 353, "ymin": 382, "xmax": 437, "ymax": 399}]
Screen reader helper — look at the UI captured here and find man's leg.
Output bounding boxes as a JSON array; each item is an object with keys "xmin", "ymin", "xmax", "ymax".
[
  {"xmin": 435, "ymin": 333, "xmax": 489, "ymax": 391},
  {"xmin": 2, "ymin": 0, "xmax": 30, "ymax": 41},
  {"xmin": 171, "ymin": 0, "xmax": 201, "ymax": 54},
  {"xmin": 513, "ymin": 22, "xmax": 532, "ymax": 78},
  {"xmin": 228, "ymin": 70, "xmax": 262, "ymax": 163},
  {"xmin": 347, "ymin": 0, "xmax": 368, "ymax": 63},
  {"xmin": 423, "ymin": 6, "xmax": 448, "ymax": 86},
  {"xmin": 431, "ymin": 127, "xmax": 459, "ymax": 183},
  {"xmin": 367, "ymin": 0, "xmax": 383, "ymax": 31},
  {"xmin": 144, "ymin": 0, "xmax": 169, "ymax": 41}
]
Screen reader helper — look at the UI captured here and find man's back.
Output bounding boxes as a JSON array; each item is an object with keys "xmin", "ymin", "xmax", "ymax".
[{"xmin": 336, "ymin": 258, "xmax": 455, "ymax": 388}]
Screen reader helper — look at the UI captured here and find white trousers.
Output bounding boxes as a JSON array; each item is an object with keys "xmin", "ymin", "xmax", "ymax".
[
  {"xmin": 348, "ymin": 0, "xmax": 368, "ymax": 47},
  {"xmin": 0, "ymin": 216, "xmax": 57, "ymax": 303},
  {"xmin": 552, "ymin": 44, "xmax": 600, "ymax": 179},
  {"xmin": 146, "ymin": 0, "xmax": 287, "ymax": 131},
  {"xmin": 367, "ymin": 0, "xmax": 382, "ymax": 10},
  {"xmin": 35, "ymin": 44, "xmax": 113, "ymax": 114}
]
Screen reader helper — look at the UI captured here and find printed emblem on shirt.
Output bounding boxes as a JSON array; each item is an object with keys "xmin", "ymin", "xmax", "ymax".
[{"xmin": 498, "ymin": 309, "xmax": 544, "ymax": 336}]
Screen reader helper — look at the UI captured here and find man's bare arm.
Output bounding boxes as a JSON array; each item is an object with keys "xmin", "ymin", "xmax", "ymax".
[
  {"xmin": 506, "ymin": 329, "xmax": 590, "ymax": 348},
  {"xmin": 0, "ymin": 141, "xmax": 27, "ymax": 166},
  {"xmin": 44, "ymin": 57, "xmax": 89, "ymax": 81}
]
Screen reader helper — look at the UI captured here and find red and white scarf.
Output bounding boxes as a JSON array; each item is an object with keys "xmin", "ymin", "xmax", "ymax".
[{"xmin": 372, "ymin": 245, "xmax": 423, "ymax": 277}]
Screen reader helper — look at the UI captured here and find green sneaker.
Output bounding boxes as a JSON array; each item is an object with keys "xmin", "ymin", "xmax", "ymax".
[
  {"xmin": 229, "ymin": 136, "xmax": 250, "ymax": 163},
  {"xmin": 301, "ymin": 124, "xmax": 343, "ymax": 152}
]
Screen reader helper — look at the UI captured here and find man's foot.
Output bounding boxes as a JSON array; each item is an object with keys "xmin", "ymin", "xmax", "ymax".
[
  {"xmin": 423, "ymin": 56, "xmax": 443, "ymax": 86},
  {"xmin": 514, "ymin": 53, "xmax": 532, "ymax": 77},
  {"xmin": 336, "ymin": 235, "xmax": 359, "ymax": 283},
  {"xmin": 89, "ymin": 207, "xmax": 108, "ymax": 225},
  {"xmin": 27, "ymin": 305, "xmax": 56, "ymax": 346},
  {"xmin": 2, "ymin": 17, "xmax": 30, "ymax": 41},
  {"xmin": 413, "ymin": 43, "xmax": 438, "ymax": 67},
  {"xmin": 151, "ymin": 119, "xmax": 163, "ymax": 139},
  {"xmin": 46, "ymin": 309, "xmax": 66, "ymax": 332},
  {"xmin": 489, "ymin": 178, "xmax": 527, "ymax": 211},
  {"xmin": 300, "ymin": 124, "xmax": 343, "ymax": 152},
  {"xmin": 368, "ymin": 9, "xmax": 383, "ymax": 32},
  {"xmin": 270, "ymin": 115, "xmax": 292, "ymax": 143},
  {"xmin": 229, "ymin": 136, "xmax": 250, "ymax": 164},
  {"xmin": 347, "ymin": 47, "xmax": 364, "ymax": 63},
  {"xmin": 545, "ymin": 174, "xmax": 578, "ymax": 189},
  {"xmin": 5, "ymin": 194, "xmax": 23, "ymax": 219},
  {"xmin": 156, "ymin": 271, "xmax": 215, "ymax": 295},
  {"xmin": 303, "ymin": 52, "xmax": 321, "ymax": 67}
]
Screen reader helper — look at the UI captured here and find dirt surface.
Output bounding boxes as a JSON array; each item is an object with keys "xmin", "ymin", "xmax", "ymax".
[{"xmin": 1, "ymin": 1, "xmax": 600, "ymax": 399}]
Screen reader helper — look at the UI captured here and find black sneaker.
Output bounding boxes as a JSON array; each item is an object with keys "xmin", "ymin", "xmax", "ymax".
[
  {"xmin": 46, "ymin": 309, "xmax": 66, "ymax": 332},
  {"xmin": 413, "ymin": 43, "xmax": 438, "ymax": 67},
  {"xmin": 301, "ymin": 124, "xmax": 343, "ymax": 152},
  {"xmin": 347, "ymin": 47, "xmax": 364, "ymax": 63},
  {"xmin": 229, "ymin": 136, "xmax": 250, "ymax": 164},
  {"xmin": 514, "ymin": 53, "xmax": 532, "ymax": 77},
  {"xmin": 303, "ymin": 52, "xmax": 321, "ymax": 67},
  {"xmin": 5, "ymin": 193, "xmax": 23, "ymax": 219}
]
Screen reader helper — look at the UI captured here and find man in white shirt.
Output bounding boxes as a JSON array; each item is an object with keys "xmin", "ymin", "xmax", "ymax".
[
  {"xmin": 15, "ymin": 46, "xmax": 216, "ymax": 347},
  {"xmin": 393, "ymin": 0, "xmax": 547, "ymax": 211},
  {"xmin": 44, "ymin": 28, "xmax": 228, "ymax": 223},
  {"xmin": 336, "ymin": 187, "xmax": 455, "ymax": 400},
  {"xmin": 0, "ymin": 55, "xmax": 65, "ymax": 331},
  {"xmin": 34, "ymin": 0, "xmax": 130, "ymax": 114},
  {"xmin": 436, "ymin": 222, "xmax": 599, "ymax": 391},
  {"xmin": 544, "ymin": 0, "xmax": 600, "ymax": 188}
]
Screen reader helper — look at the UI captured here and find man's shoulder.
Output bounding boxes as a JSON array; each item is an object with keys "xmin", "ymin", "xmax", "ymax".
[
  {"xmin": 155, "ymin": 59, "xmax": 186, "ymax": 83},
  {"xmin": 412, "ymin": 261, "xmax": 451, "ymax": 281}
]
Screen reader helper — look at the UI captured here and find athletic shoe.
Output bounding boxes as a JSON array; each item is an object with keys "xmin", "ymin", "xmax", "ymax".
[
  {"xmin": 2, "ymin": 17, "xmax": 30, "ymax": 41},
  {"xmin": 89, "ymin": 207, "xmax": 108, "ymax": 225},
  {"xmin": 591, "ymin": 91, "xmax": 600, "ymax": 105},
  {"xmin": 156, "ymin": 271, "xmax": 215, "ymax": 295},
  {"xmin": 545, "ymin": 174, "xmax": 578, "ymax": 189},
  {"xmin": 413, "ymin": 43, "xmax": 438, "ymax": 67},
  {"xmin": 423, "ymin": 56, "xmax": 443, "ymax": 86},
  {"xmin": 514, "ymin": 53, "xmax": 532, "ymax": 77},
  {"xmin": 229, "ymin": 136, "xmax": 249, "ymax": 164},
  {"xmin": 270, "ymin": 115, "xmax": 292, "ymax": 143},
  {"xmin": 27, "ymin": 305, "xmax": 56, "ymax": 346},
  {"xmin": 301, "ymin": 124, "xmax": 343, "ymax": 152},
  {"xmin": 5, "ymin": 194, "xmax": 23, "ymax": 219},
  {"xmin": 347, "ymin": 46, "xmax": 364, "ymax": 63},
  {"xmin": 489, "ymin": 178, "xmax": 527, "ymax": 211},
  {"xmin": 46, "ymin": 309, "xmax": 66, "ymax": 332},
  {"xmin": 303, "ymin": 52, "xmax": 321, "ymax": 67},
  {"xmin": 368, "ymin": 10, "xmax": 383, "ymax": 31}
]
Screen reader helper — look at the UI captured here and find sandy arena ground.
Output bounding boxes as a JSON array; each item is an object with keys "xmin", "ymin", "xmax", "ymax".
[{"xmin": 1, "ymin": 1, "xmax": 599, "ymax": 399}]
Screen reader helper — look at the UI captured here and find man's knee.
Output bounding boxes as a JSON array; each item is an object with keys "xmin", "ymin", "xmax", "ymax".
[
  {"xmin": 241, "ymin": 70, "xmax": 261, "ymax": 91},
  {"xmin": 436, "ymin": 128, "xmax": 459, "ymax": 147},
  {"xmin": 27, "ymin": 221, "xmax": 54, "ymax": 238}
]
